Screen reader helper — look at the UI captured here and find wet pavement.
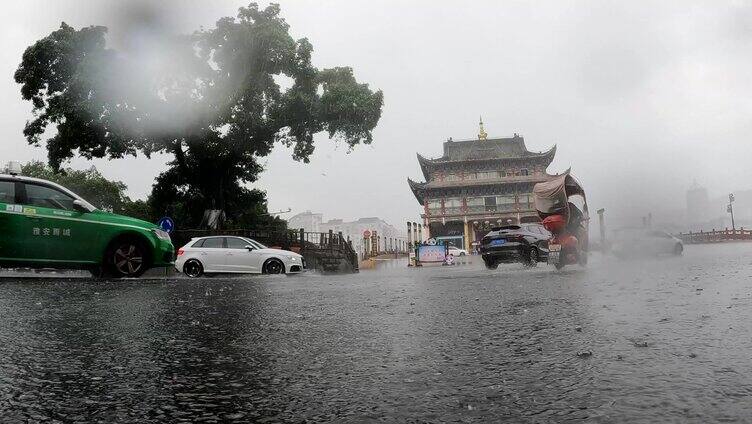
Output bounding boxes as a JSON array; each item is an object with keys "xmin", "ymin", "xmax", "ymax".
[{"xmin": 1, "ymin": 243, "xmax": 752, "ymax": 422}]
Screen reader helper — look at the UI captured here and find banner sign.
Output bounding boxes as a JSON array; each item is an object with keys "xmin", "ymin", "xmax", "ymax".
[{"xmin": 418, "ymin": 245, "xmax": 446, "ymax": 263}]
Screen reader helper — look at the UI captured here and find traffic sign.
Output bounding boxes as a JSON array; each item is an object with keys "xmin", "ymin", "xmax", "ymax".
[{"xmin": 157, "ymin": 217, "xmax": 175, "ymax": 234}]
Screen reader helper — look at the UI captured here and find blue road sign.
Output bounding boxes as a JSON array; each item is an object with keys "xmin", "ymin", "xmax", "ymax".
[{"xmin": 157, "ymin": 217, "xmax": 175, "ymax": 234}]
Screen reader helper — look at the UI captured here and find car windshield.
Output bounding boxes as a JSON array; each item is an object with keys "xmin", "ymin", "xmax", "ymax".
[
  {"xmin": 243, "ymin": 238, "xmax": 267, "ymax": 249},
  {"xmin": 492, "ymin": 225, "xmax": 521, "ymax": 232},
  {"xmin": 614, "ymin": 229, "xmax": 653, "ymax": 240},
  {"xmin": 24, "ymin": 183, "xmax": 77, "ymax": 210}
]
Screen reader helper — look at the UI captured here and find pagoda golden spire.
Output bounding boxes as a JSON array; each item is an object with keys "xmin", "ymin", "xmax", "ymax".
[{"xmin": 478, "ymin": 116, "xmax": 488, "ymax": 140}]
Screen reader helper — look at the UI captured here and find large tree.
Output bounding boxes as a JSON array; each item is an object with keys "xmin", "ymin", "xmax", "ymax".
[{"xmin": 14, "ymin": 3, "xmax": 383, "ymax": 227}]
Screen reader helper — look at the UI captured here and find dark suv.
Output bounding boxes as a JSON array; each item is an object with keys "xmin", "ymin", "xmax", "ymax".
[{"xmin": 480, "ymin": 224, "xmax": 551, "ymax": 269}]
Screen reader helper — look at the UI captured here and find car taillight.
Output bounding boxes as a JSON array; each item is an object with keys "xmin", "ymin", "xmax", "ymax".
[{"xmin": 177, "ymin": 249, "xmax": 184, "ymax": 256}]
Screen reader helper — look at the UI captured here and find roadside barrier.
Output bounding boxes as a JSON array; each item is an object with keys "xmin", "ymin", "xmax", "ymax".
[
  {"xmin": 677, "ymin": 228, "xmax": 752, "ymax": 244},
  {"xmin": 445, "ymin": 255, "xmax": 474, "ymax": 266}
]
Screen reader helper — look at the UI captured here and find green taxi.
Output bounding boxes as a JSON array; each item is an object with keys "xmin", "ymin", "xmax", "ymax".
[{"xmin": 0, "ymin": 168, "xmax": 174, "ymax": 277}]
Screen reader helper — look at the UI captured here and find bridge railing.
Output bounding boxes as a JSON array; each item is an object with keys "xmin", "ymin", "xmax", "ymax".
[
  {"xmin": 676, "ymin": 228, "xmax": 752, "ymax": 244},
  {"xmin": 299, "ymin": 230, "xmax": 359, "ymax": 269}
]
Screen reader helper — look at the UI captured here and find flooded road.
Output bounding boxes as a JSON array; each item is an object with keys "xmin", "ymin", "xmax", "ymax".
[{"xmin": 1, "ymin": 243, "xmax": 751, "ymax": 422}]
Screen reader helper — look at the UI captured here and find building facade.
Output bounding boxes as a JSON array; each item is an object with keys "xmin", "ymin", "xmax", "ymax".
[
  {"xmin": 686, "ymin": 182, "xmax": 710, "ymax": 225},
  {"xmin": 408, "ymin": 130, "xmax": 558, "ymax": 251},
  {"xmin": 287, "ymin": 211, "xmax": 323, "ymax": 233},
  {"xmin": 321, "ymin": 217, "xmax": 403, "ymax": 255},
  {"xmin": 289, "ymin": 212, "xmax": 405, "ymax": 259}
]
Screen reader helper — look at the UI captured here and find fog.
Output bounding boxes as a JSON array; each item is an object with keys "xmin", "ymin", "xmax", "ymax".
[{"xmin": 3, "ymin": 1, "xmax": 752, "ymax": 230}]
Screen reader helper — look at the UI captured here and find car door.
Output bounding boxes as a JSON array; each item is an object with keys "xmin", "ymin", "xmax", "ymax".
[
  {"xmin": 246, "ymin": 239, "xmax": 269, "ymax": 272},
  {"xmin": 652, "ymin": 231, "xmax": 675, "ymax": 254},
  {"xmin": 0, "ymin": 179, "xmax": 28, "ymax": 261},
  {"xmin": 195, "ymin": 237, "xmax": 227, "ymax": 272},
  {"xmin": 224, "ymin": 237, "xmax": 262, "ymax": 273},
  {"xmin": 17, "ymin": 181, "xmax": 102, "ymax": 263}
]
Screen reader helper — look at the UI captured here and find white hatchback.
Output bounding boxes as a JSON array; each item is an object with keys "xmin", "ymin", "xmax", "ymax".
[
  {"xmin": 175, "ymin": 236, "xmax": 305, "ymax": 277},
  {"xmin": 447, "ymin": 246, "xmax": 468, "ymax": 256}
]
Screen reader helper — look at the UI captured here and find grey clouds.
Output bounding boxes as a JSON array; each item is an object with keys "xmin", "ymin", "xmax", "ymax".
[{"xmin": 2, "ymin": 1, "xmax": 751, "ymax": 228}]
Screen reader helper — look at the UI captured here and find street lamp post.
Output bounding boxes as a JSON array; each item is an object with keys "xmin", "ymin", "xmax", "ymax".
[
  {"xmin": 596, "ymin": 208, "xmax": 605, "ymax": 247},
  {"xmin": 728, "ymin": 193, "xmax": 736, "ymax": 230}
]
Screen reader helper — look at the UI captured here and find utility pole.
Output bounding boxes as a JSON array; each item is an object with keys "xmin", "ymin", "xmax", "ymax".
[{"xmin": 728, "ymin": 193, "xmax": 736, "ymax": 230}]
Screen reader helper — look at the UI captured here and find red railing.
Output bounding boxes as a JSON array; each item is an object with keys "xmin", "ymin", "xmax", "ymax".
[{"xmin": 676, "ymin": 228, "xmax": 752, "ymax": 244}]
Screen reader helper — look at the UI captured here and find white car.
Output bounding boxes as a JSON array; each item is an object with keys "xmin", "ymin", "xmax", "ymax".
[
  {"xmin": 176, "ymin": 236, "xmax": 305, "ymax": 277},
  {"xmin": 611, "ymin": 229, "xmax": 684, "ymax": 258},
  {"xmin": 447, "ymin": 246, "xmax": 468, "ymax": 256}
]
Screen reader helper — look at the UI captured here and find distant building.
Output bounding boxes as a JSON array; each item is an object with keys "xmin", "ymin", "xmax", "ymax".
[
  {"xmin": 686, "ymin": 182, "xmax": 709, "ymax": 225},
  {"xmin": 289, "ymin": 213, "xmax": 405, "ymax": 258},
  {"xmin": 287, "ymin": 211, "xmax": 323, "ymax": 233},
  {"xmin": 322, "ymin": 217, "xmax": 402, "ymax": 247},
  {"xmin": 408, "ymin": 120, "xmax": 559, "ymax": 251}
]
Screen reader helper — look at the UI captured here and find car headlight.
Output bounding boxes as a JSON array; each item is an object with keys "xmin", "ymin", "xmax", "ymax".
[
  {"xmin": 285, "ymin": 256, "xmax": 298, "ymax": 261},
  {"xmin": 153, "ymin": 228, "xmax": 171, "ymax": 241}
]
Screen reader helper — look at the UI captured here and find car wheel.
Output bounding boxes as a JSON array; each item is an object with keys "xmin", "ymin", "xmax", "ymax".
[
  {"xmin": 183, "ymin": 259, "xmax": 204, "ymax": 278},
  {"xmin": 88, "ymin": 265, "xmax": 105, "ymax": 278},
  {"xmin": 263, "ymin": 258, "xmax": 285, "ymax": 275},
  {"xmin": 526, "ymin": 247, "xmax": 539, "ymax": 268},
  {"xmin": 673, "ymin": 243, "xmax": 683, "ymax": 256},
  {"xmin": 106, "ymin": 238, "xmax": 148, "ymax": 278},
  {"xmin": 554, "ymin": 261, "xmax": 565, "ymax": 270},
  {"xmin": 483, "ymin": 257, "xmax": 498, "ymax": 270},
  {"xmin": 459, "ymin": 252, "xmax": 466, "ymax": 256}
]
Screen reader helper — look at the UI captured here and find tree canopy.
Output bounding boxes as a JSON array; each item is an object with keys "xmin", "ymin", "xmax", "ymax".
[{"xmin": 14, "ymin": 3, "xmax": 383, "ymax": 227}]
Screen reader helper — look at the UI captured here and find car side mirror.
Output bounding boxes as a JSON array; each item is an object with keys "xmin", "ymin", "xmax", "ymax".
[
  {"xmin": 245, "ymin": 245, "xmax": 254, "ymax": 251},
  {"xmin": 72, "ymin": 199, "xmax": 90, "ymax": 213}
]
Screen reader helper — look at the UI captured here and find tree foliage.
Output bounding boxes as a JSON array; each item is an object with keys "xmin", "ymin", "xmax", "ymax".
[{"xmin": 14, "ymin": 3, "xmax": 383, "ymax": 227}]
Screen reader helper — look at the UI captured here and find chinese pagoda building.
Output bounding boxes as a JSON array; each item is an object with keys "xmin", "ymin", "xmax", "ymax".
[{"xmin": 408, "ymin": 119, "xmax": 559, "ymax": 251}]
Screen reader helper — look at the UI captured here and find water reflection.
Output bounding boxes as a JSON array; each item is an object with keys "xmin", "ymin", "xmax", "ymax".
[{"xmin": 0, "ymin": 244, "xmax": 750, "ymax": 421}]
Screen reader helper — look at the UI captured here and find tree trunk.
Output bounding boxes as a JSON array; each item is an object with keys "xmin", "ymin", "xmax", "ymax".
[
  {"xmin": 173, "ymin": 139, "xmax": 188, "ymax": 173},
  {"xmin": 217, "ymin": 175, "xmax": 225, "ymax": 213}
]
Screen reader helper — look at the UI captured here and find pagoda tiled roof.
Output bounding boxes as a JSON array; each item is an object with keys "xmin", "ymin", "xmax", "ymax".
[
  {"xmin": 422, "ymin": 174, "xmax": 554, "ymax": 189},
  {"xmin": 407, "ymin": 178, "xmax": 427, "ymax": 204},
  {"xmin": 416, "ymin": 136, "xmax": 556, "ymax": 180},
  {"xmin": 408, "ymin": 171, "xmax": 566, "ymax": 204}
]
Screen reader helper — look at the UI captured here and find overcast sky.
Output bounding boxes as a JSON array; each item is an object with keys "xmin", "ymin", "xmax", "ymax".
[{"xmin": 3, "ymin": 1, "xmax": 752, "ymax": 227}]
